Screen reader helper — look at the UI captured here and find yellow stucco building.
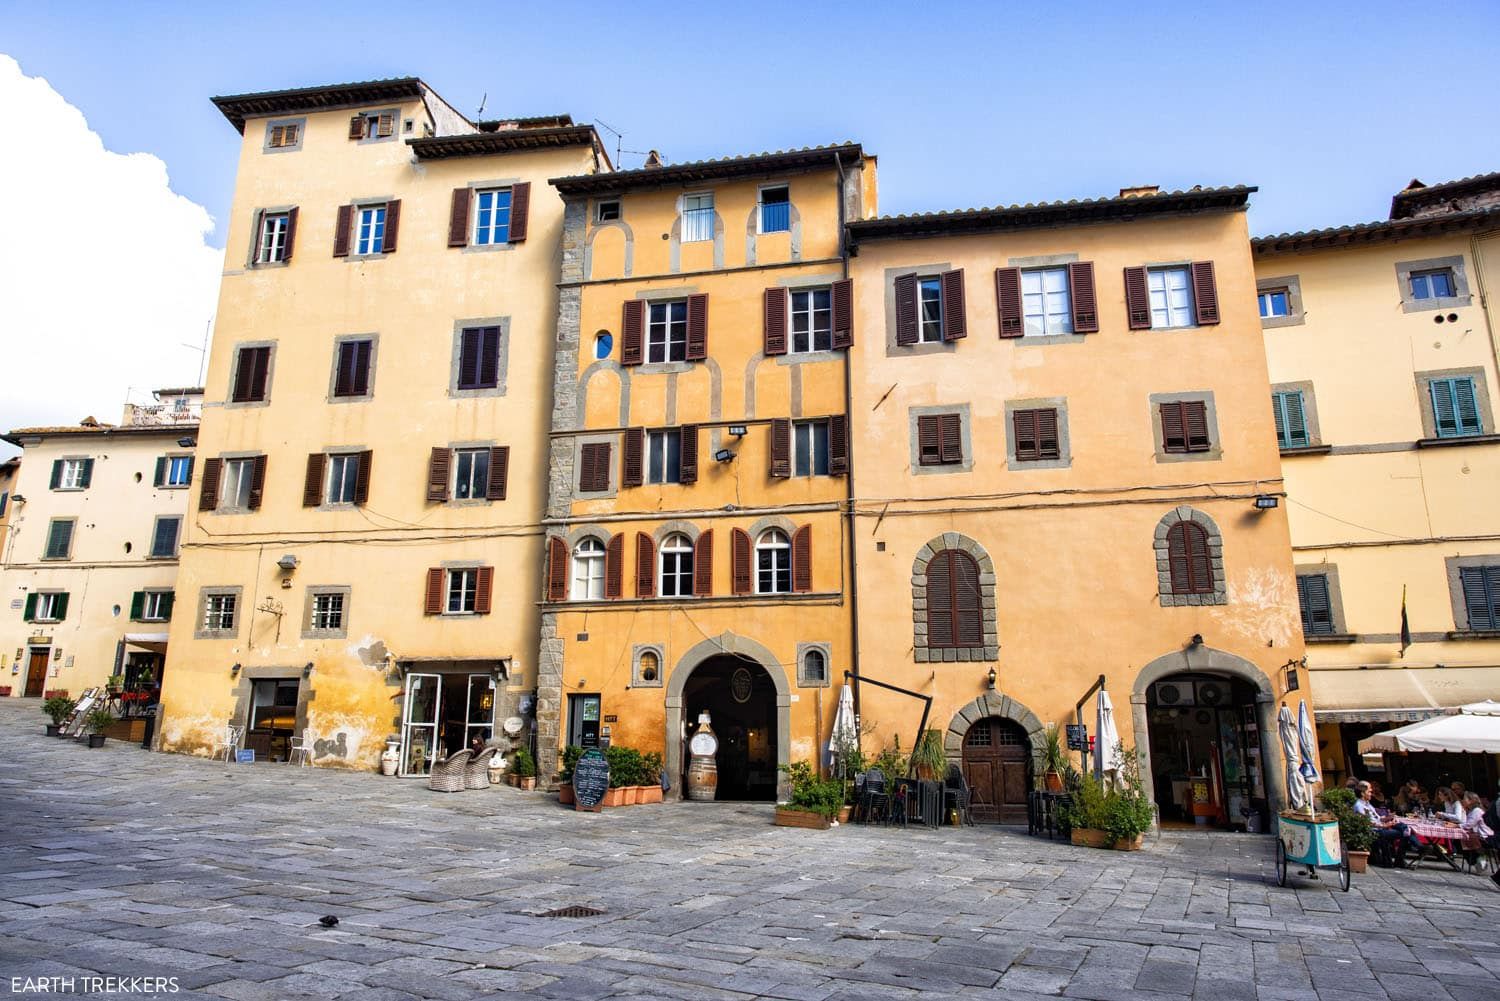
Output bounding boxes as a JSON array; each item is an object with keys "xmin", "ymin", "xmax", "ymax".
[
  {"xmin": 157, "ymin": 78, "xmax": 607, "ymax": 769},
  {"xmin": 538, "ymin": 146, "xmax": 876, "ymax": 798},
  {"xmin": 1256, "ymin": 173, "xmax": 1500, "ymax": 791},
  {"xmin": 843, "ymin": 188, "xmax": 1308, "ymax": 824}
]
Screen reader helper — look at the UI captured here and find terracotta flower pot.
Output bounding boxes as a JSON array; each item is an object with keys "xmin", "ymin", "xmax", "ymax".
[
  {"xmin": 837, "ymin": 805, "xmax": 853, "ymax": 824},
  {"xmin": 1044, "ymin": 771, "xmax": 1064, "ymax": 792},
  {"xmin": 1071, "ymin": 828, "xmax": 1111, "ymax": 849},
  {"xmin": 774, "ymin": 808, "xmax": 830, "ymax": 830},
  {"xmin": 603, "ymin": 787, "xmax": 624, "ymax": 808},
  {"xmin": 1347, "ymin": 850, "xmax": 1369, "ymax": 873},
  {"xmin": 558, "ymin": 783, "xmax": 575, "ymax": 805},
  {"xmin": 519, "ymin": 776, "xmax": 536, "ymax": 791},
  {"xmin": 1113, "ymin": 834, "xmax": 1144, "ymax": 851},
  {"xmin": 640, "ymin": 785, "xmax": 663, "ymax": 804}
]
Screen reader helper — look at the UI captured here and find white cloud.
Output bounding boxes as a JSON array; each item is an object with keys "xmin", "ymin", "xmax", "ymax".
[{"xmin": 0, "ymin": 54, "xmax": 222, "ymax": 450}]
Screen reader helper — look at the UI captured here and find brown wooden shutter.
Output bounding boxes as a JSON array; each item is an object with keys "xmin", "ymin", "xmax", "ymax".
[
  {"xmin": 679, "ymin": 425, "xmax": 699, "ymax": 484},
  {"xmin": 995, "ymin": 267, "xmax": 1023, "ymax": 338},
  {"xmin": 828, "ymin": 415, "xmax": 849, "ymax": 475},
  {"xmin": 475, "ymin": 566, "xmax": 494, "ymax": 614},
  {"xmin": 1037, "ymin": 408, "xmax": 1060, "ymax": 460},
  {"xmin": 333, "ymin": 204, "xmax": 352, "ymax": 257},
  {"xmin": 635, "ymin": 533, "xmax": 656, "ymax": 598},
  {"xmin": 448, "ymin": 188, "xmax": 471, "ymax": 247},
  {"xmin": 791, "ymin": 525, "xmax": 812, "ymax": 593},
  {"xmin": 198, "ymin": 457, "xmax": 222, "ymax": 512},
  {"xmin": 508, "ymin": 182, "xmax": 531, "ymax": 243},
  {"xmin": 622, "ymin": 427, "xmax": 644, "ymax": 488},
  {"xmin": 348, "ymin": 115, "xmax": 365, "ymax": 140},
  {"xmin": 547, "ymin": 537, "xmax": 568, "ymax": 602},
  {"xmin": 940, "ymin": 269, "xmax": 966, "ymax": 340},
  {"xmin": 354, "ymin": 450, "xmax": 372, "ymax": 505},
  {"xmin": 1013, "ymin": 410, "xmax": 1038, "ymax": 461},
  {"xmin": 769, "ymin": 418, "xmax": 791, "ymax": 478},
  {"xmin": 1184, "ymin": 400, "xmax": 1210, "ymax": 451},
  {"xmin": 303, "ymin": 453, "xmax": 326, "ymax": 507},
  {"xmin": 249, "ymin": 208, "xmax": 265, "ymax": 266},
  {"xmin": 917, "ymin": 415, "xmax": 941, "ymax": 466},
  {"xmin": 1124, "ymin": 267, "xmax": 1151, "ymax": 329},
  {"xmin": 604, "ymin": 534, "xmax": 623, "ymax": 599},
  {"xmin": 283, "ymin": 206, "xmax": 299, "ymax": 262},
  {"xmin": 424, "ymin": 568, "xmax": 445, "ymax": 614},
  {"xmin": 927, "ymin": 552, "xmax": 955, "ymax": 647},
  {"xmin": 1068, "ymin": 261, "xmax": 1099, "ymax": 333},
  {"xmin": 763, "ymin": 286, "xmax": 788, "ymax": 356},
  {"xmin": 1160, "ymin": 402, "xmax": 1187, "ymax": 453},
  {"xmin": 953, "ymin": 552, "xmax": 982, "ymax": 644},
  {"xmin": 381, "ymin": 200, "xmax": 401, "ymax": 253},
  {"xmin": 939, "ymin": 413, "xmax": 963, "ymax": 464},
  {"xmin": 693, "ymin": 530, "xmax": 713, "ymax": 596},
  {"xmin": 894, "ymin": 273, "xmax": 918, "ymax": 345},
  {"xmin": 487, "ymin": 446, "xmax": 509, "ymax": 501},
  {"xmin": 686, "ymin": 293, "xmax": 708, "ymax": 360},
  {"xmin": 831, "ymin": 278, "xmax": 854, "ymax": 349},
  {"xmin": 731, "ymin": 528, "xmax": 752, "ymax": 595},
  {"xmin": 427, "ymin": 447, "xmax": 451, "ymax": 502},
  {"xmin": 248, "ymin": 455, "xmax": 267, "ymax": 510},
  {"xmin": 377, "ymin": 111, "xmax": 395, "ymax": 138},
  {"xmin": 1191, "ymin": 261, "xmax": 1220, "ymax": 325},
  {"xmin": 621, "ymin": 299, "xmax": 644, "ymax": 366}
]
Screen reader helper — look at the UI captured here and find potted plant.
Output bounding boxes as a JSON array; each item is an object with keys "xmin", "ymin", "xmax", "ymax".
[
  {"xmin": 1319, "ymin": 787, "xmax": 1374, "ymax": 872},
  {"xmin": 1041, "ymin": 724, "xmax": 1068, "ymax": 792},
  {"xmin": 42, "ymin": 696, "xmax": 76, "ymax": 737},
  {"xmin": 512, "ymin": 747, "xmax": 537, "ymax": 791},
  {"xmin": 84, "ymin": 707, "xmax": 114, "ymax": 748},
  {"xmin": 1062, "ymin": 748, "xmax": 1155, "ymax": 850},
  {"xmin": 639, "ymin": 751, "xmax": 664, "ymax": 804},
  {"xmin": 557, "ymin": 746, "xmax": 582, "ymax": 805},
  {"xmin": 775, "ymin": 761, "xmax": 844, "ymax": 829},
  {"xmin": 910, "ymin": 729, "xmax": 948, "ymax": 781},
  {"xmin": 604, "ymin": 745, "xmax": 643, "ymax": 807},
  {"xmin": 106, "ymin": 673, "xmax": 124, "ymax": 694}
]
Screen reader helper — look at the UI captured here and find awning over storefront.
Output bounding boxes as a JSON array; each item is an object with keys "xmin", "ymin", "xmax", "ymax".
[
  {"xmin": 1310, "ymin": 665, "xmax": 1500, "ymax": 723},
  {"xmin": 124, "ymin": 633, "xmax": 170, "ymax": 652},
  {"xmin": 1359, "ymin": 701, "xmax": 1500, "ymax": 755}
]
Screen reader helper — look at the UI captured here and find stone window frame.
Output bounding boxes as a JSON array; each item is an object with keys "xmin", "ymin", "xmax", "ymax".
[
  {"xmin": 631, "ymin": 643, "xmax": 665, "ymax": 688},
  {"xmin": 261, "ymin": 116, "xmax": 306, "ymax": 155},
  {"xmin": 1415, "ymin": 367, "xmax": 1494, "ymax": 440},
  {"xmin": 148, "ymin": 514, "xmax": 182, "ymax": 560},
  {"xmin": 445, "ymin": 439, "xmax": 499, "ymax": 508},
  {"xmin": 635, "ymin": 287, "xmax": 700, "ymax": 374},
  {"xmin": 195, "ymin": 585, "xmax": 244, "ymax": 639},
  {"xmin": 883, "ymin": 262, "xmax": 956, "ymax": 357},
  {"xmin": 1256, "ymin": 274, "xmax": 1306, "ymax": 328},
  {"xmin": 346, "ymin": 195, "xmax": 396, "ymax": 261},
  {"xmin": 301, "ymin": 585, "xmax": 351, "ymax": 640},
  {"xmin": 1294, "ymin": 563, "xmax": 1350, "ymax": 636},
  {"xmin": 1148, "ymin": 390, "xmax": 1223, "ymax": 463},
  {"xmin": 573, "ymin": 433, "xmax": 619, "ymax": 500},
  {"xmin": 775, "ymin": 272, "xmax": 843, "ymax": 364},
  {"xmin": 328, "ymin": 333, "xmax": 379, "ymax": 404},
  {"xmin": 1003, "ymin": 397, "xmax": 1072, "ymax": 471},
  {"xmin": 1395, "ymin": 254, "xmax": 1472, "ymax": 313},
  {"xmin": 158, "ymin": 452, "xmax": 195, "ymax": 490},
  {"xmin": 1445, "ymin": 555, "xmax": 1500, "ymax": 633},
  {"xmin": 42, "ymin": 517, "xmax": 77, "ymax": 561},
  {"xmin": 1270, "ymin": 380, "xmax": 1325, "ymax": 450},
  {"xmin": 448, "ymin": 316, "xmax": 511, "ymax": 399},
  {"xmin": 215, "ymin": 451, "xmax": 262, "ymax": 515},
  {"xmin": 596, "ymin": 198, "xmax": 623, "ymax": 224},
  {"xmin": 225, "ymin": 340, "xmax": 276, "ymax": 410},
  {"xmin": 352, "ymin": 108, "xmax": 402, "ymax": 146},
  {"xmin": 796, "ymin": 641, "xmax": 832, "ymax": 688},
  {"xmin": 135, "ymin": 587, "xmax": 175, "ymax": 623},
  {"xmin": 462, "ymin": 177, "xmax": 523, "ymax": 255},
  {"xmin": 52, "ymin": 455, "xmax": 92, "ymax": 492},
  {"xmin": 908, "ymin": 403, "xmax": 974, "ymax": 475},
  {"xmin": 1009, "ymin": 252, "xmax": 1086, "ymax": 345},
  {"xmin": 439, "ymin": 560, "xmax": 485, "ymax": 617},
  {"xmin": 912, "ymin": 533, "xmax": 999, "ymax": 663},
  {"xmin": 30, "ymin": 589, "xmax": 68, "ymax": 623},
  {"xmin": 1154, "ymin": 507, "xmax": 1227, "ymax": 607},
  {"xmin": 246, "ymin": 204, "xmax": 297, "ymax": 269}
]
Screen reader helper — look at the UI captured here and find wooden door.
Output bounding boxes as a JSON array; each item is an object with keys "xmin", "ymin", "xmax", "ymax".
[
  {"xmin": 962, "ymin": 717, "xmax": 1031, "ymax": 824},
  {"xmin": 24, "ymin": 649, "xmax": 49, "ymax": 698}
]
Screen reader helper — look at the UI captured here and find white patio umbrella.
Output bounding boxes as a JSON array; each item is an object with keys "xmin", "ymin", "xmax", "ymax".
[
  {"xmin": 1358, "ymin": 700, "xmax": 1500, "ymax": 754},
  {"xmin": 827, "ymin": 683, "xmax": 857, "ymax": 773},
  {"xmin": 1096, "ymin": 689, "xmax": 1123, "ymax": 787},
  {"xmin": 1278, "ymin": 704, "xmax": 1308, "ymax": 812},
  {"xmin": 1297, "ymin": 701, "xmax": 1320, "ymax": 787}
]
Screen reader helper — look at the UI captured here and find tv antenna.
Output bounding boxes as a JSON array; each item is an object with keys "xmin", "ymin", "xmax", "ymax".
[
  {"xmin": 179, "ymin": 316, "xmax": 212, "ymax": 387},
  {"xmin": 594, "ymin": 118, "xmax": 653, "ymax": 168},
  {"xmin": 475, "ymin": 92, "xmax": 487, "ymax": 120}
]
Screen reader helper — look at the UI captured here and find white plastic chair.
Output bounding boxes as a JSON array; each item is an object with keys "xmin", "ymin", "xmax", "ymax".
[
  {"xmin": 287, "ymin": 735, "xmax": 311, "ymax": 767},
  {"xmin": 217, "ymin": 724, "xmax": 243, "ymax": 763}
]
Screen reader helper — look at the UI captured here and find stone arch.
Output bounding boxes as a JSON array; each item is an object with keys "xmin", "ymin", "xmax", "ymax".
[
  {"xmin": 1153, "ymin": 506, "xmax": 1226, "ymax": 607},
  {"xmin": 577, "ymin": 361, "xmax": 629, "ymax": 430},
  {"xmin": 912, "ymin": 533, "xmax": 998, "ymax": 663},
  {"xmin": 665, "ymin": 631, "xmax": 791, "ymax": 800},
  {"xmin": 668, "ymin": 200, "xmax": 725, "ymax": 273},
  {"xmin": 564, "ymin": 524, "xmax": 611, "ymax": 548},
  {"xmin": 583, "ymin": 219, "xmax": 634, "ymax": 280},
  {"xmin": 1130, "ymin": 645, "xmax": 1286, "ymax": 814},
  {"xmin": 651, "ymin": 520, "xmax": 702, "ymax": 545},
  {"xmin": 748, "ymin": 514, "xmax": 798, "ymax": 539},
  {"xmin": 943, "ymin": 692, "xmax": 1048, "ymax": 775}
]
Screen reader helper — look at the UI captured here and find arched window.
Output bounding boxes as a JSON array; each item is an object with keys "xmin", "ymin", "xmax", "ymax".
[
  {"xmin": 638, "ymin": 649, "xmax": 660, "ymax": 683},
  {"xmin": 1166, "ymin": 522, "xmax": 1213, "ymax": 594},
  {"xmin": 659, "ymin": 533, "xmax": 694, "ymax": 597},
  {"xmin": 926, "ymin": 548, "xmax": 982, "ymax": 648},
  {"xmin": 756, "ymin": 529, "xmax": 791, "ymax": 594},
  {"xmin": 571, "ymin": 538, "xmax": 605, "ymax": 600},
  {"xmin": 594, "ymin": 331, "xmax": 613, "ymax": 359},
  {"xmin": 803, "ymin": 648, "xmax": 826, "ymax": 684}
]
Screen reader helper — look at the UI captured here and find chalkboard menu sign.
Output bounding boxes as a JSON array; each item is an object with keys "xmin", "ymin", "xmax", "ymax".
[
  {"xmin": 573, "ymin": 748, "xmax": 609, "ymax": 812},
  {"xmin": 1065, "ymin": 724, "xmax": 1088, "ymax": 751}
]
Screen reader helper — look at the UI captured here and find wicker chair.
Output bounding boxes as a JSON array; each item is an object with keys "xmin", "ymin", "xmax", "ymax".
[
  {"xmin": 427, "ymin": 749, "xmax": 473, "ymax": 793},
  {"xmin": 465, "ymin": 747, "xmax": 499, "ymax": 790}
]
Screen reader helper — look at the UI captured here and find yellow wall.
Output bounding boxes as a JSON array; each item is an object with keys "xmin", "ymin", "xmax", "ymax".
[{"xmin": 158, "ymin": 97, "xmax": 597, "ymax": 767}]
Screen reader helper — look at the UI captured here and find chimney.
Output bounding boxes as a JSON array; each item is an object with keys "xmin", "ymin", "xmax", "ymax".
[
  {"xmin": 643, "ymin": 150, "xmax": 664, "ymax": 169},
  {"xmin": 79, "ymin": 416, "xmax": 99, "ymax": 427},
  {"xmin": 1119, "ymin": 185, "xmax": 1160, "ymax": 199}
]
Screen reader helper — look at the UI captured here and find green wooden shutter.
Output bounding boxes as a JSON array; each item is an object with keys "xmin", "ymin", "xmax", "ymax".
[
  {"xmin": 53, "ymin": 593, "xmax": 69, "ymax": 621},
  {"xmin": 22, "ymin": 593, "xmax": 36, "ymax": 621},
  {"xmin": 1430, "ymin": 378, "xmax": 1480, "ymax": 437},
  {"xmin": 1459, "ymin": 566, "xmax": 1500, "ymax": 630},
  {"xmin": 154, "ymin": 457, "xmax": 167, "ymax": 487},
  {"xmin": 161, "ymin": 591, "xmax": 175, "ymax": 620},
  {"xmin": 1274, "ymin": 391, "xmax": 1309, "ymax": 448},
  {"xmin": 1454, "ymin": 378, "xmax": 1482, "ymax": 435},
  {"xmin": 49, "ymin": 460, "xmax": 62, "ymax": 489},
  {"xmin": 80, "ymin": 459, "xmax": 94, "ymax": 488},
  {"xmin": 130, "ymin": 592, "xmax": 145, "ymax": 621},
  {"xmin": 1297, "ymin": 575, "xmax": 1334, "ymax": 634}
]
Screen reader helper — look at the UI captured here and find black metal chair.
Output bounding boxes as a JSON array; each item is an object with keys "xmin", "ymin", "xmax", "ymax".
[
  {"xmin": 861, "ymin": 768, "xmax": 889, "ymax": 825},
  {"xmin": 944, "ymin": 766, "xmax": 975, "ymax": 826}
]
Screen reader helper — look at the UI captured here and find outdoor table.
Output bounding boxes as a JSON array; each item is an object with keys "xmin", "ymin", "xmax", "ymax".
[
  {"xmin": 1400, "ymin": 817, "xmax": 1466, "ymax": 871},
  {"xmin": 893, "ymin": 777, "xmax": 943, "ymax": 827},
  {"xmin": 1028, "ymin": 790, "xmax": 1071, "ymax": 838}
]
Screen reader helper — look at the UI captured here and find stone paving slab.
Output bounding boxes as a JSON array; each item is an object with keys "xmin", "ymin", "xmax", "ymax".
[{"xmin": 0, "ymin": 698, "xmax": 1497, "ymax": 999}]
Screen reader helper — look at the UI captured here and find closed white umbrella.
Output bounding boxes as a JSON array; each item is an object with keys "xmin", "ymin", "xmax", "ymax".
[
  {"xmin": 1297, "ymin": 701, "xmax": 1319, "ymax": 787},
  {"xmin": 1278, "ymin": 704, "xmax": 1308, "ymax": 812},
  {"xmin": 827, "ymin": 683, "xmax": 857, "ymax": 773},
  {"xmin": 1096, "ymin": 689, "xmax": 1122, "ymax": 787}
]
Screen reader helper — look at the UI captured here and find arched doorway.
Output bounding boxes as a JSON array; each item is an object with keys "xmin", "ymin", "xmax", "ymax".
[
  {"xmin": 962, "ymin": 717, "xmax": 1032, "ymax": 824},
  {"xmin": 682, "ymin": 655, "xmax": 778, "ymax": 801}
]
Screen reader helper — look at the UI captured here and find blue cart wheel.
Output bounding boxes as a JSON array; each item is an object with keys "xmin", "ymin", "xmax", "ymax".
[{"xmin": 1275, "ymin": 838, "xmax": 1287, "ymax": 887}]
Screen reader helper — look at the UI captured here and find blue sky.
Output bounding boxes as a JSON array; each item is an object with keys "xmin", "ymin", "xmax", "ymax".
[{"xmin": 4, "ymin": 0, "xmax": 1499, "ymax": 246}]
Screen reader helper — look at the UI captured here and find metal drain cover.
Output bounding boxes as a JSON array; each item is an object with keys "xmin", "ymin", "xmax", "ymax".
[{"xmin": 538, "ymin": 905, "xmax": 604, "ymax": 918}]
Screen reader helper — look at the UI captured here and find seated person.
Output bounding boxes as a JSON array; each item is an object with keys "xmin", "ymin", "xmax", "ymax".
[
  {"xmin": 1436, "ymin": 788, "xmax": 1466, "ymax": 822},
  {"xmin": 1355, "ymin": 781, "xmax": 1421, "ymax": 865},
  {"xmin": 1394, "ymin": 780, "xmax": 1427, "ymax": 814}
]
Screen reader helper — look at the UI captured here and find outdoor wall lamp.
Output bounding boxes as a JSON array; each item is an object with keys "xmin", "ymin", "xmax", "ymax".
[
  {"xmin": 276, "ymin": 554, "xmax": 299, "ymax": 572},
  {"xmin": 986, "ymin": 667, "xmax": 997, "ymax": 690},
  {"xmin": 714, "ymin": 448, "xmax": 735, "ymax": 463},
  {"xmin": 302, "ymin": 662, "xmax": 314, "ymax": 679},
  {"xmin": 728, "ymin": 424, "xmax": 747, "ymax": 437},
  {"xmin": 1189, "ymin": 633, "xmax": 1204, "ymax": 649},
  {"xmin": 230, "ymin": 663, "xmax": 241, "ymax": 677},
  {"xmin": 177, "ymin": 437, "xmax": 196, "ymax": 448},
  {"xmin": 1254, "ymin": 495, "xmax": 1279, "ymax": 510}
]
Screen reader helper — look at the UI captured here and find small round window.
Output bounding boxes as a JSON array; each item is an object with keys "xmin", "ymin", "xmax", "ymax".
[{"xmin": 594, "ymin": 332, "xmax": 613, "ymax": 360}]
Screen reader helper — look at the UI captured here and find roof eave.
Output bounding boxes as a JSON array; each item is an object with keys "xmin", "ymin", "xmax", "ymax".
[
  {"xmin": 549, "ymin": 143, "xmax": 865, "ymax": 196},
  {"xmin": 211, "ymin": 77, "xmax": 427, "ymax": 134},
  {"xmin": 406, "ymin": 126, "xmax": 600, "ymax": 160},
  {"xmin": 1253, "ymin": 208, "xmax": 1500, "ymax": 255}
]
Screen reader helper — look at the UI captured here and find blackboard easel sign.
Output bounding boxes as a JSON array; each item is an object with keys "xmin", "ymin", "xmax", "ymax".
[{"xmin": 573, "ymin": 748, "xmax": 608, "ymax": 812}]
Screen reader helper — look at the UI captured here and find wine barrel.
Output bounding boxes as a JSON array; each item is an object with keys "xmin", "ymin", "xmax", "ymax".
[{"xmin": 686, "ymin": 754, "xmax": 718, "ymax": 801}]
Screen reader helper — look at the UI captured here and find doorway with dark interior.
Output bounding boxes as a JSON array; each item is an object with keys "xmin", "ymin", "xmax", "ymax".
[
  {"xmin": 1145, "ymin": 672, "xmax": 1266, "ymax": 830},
  {"xmin": 682, "ymin": 655, "xmax": 777, "ymax": 801}
]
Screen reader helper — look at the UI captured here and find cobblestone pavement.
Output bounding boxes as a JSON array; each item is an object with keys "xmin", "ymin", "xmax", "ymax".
[{"xmin": 1, "ymin": 701, "xmax": 1497, "ymax": 1000}]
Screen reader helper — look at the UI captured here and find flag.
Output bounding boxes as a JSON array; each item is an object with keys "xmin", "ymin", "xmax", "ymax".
[{"xmin": 1399, "ymin": 584, "xmax": 1411, "ymax": 658}]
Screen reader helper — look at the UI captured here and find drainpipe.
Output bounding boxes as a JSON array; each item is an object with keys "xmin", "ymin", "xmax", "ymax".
[{"xmin": 835, "ymin": 152, "xmax": 863, "ymax": 730}]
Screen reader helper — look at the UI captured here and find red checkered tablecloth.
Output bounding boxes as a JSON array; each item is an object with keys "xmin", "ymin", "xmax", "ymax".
[{"xmin": 1401, "ymin": 818, "xmax": 1466, "ymax": 842}]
